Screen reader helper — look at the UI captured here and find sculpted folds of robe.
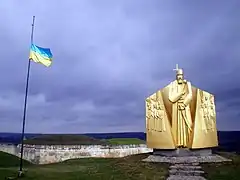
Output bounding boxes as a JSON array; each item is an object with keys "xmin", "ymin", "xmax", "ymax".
[{"xmin": 168, "ymin": 80, "xmax": 193, "ymax": 147}]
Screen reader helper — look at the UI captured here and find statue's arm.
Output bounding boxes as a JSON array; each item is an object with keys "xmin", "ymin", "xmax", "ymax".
[
  {"xmin": 169, "ymin": 93, "xmax": 182, "ymax": 103},
  {"xmin": 183, "ymin": 81, "xmax": 193, "ymax": 106},
  {"xmin": 168, "ymin": 83, "xmax": 183, "ymax": 103}
]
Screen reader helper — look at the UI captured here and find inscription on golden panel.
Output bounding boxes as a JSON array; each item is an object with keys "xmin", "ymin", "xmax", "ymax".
[
  {"xmin": 146, "ymin": 65, "xmax": 218, "ymax": 149},
  {"xmin": 146, "ymin": 95, "xmax": 166, "ymax": 132}
]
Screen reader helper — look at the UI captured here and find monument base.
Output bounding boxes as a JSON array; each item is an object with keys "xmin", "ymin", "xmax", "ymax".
[
  {"xmin": 142, "ymin": 148, "xmax": 232, "ymax": 163},
  {"xmin": 153, "ymin": 148, "xmax": 212, "ymax": 157}
]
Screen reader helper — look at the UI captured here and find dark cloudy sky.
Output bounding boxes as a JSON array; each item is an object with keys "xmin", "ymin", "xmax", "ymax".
[{"xmin": 0, "ymin": 0, "xmax": 239, "ymax": 133}]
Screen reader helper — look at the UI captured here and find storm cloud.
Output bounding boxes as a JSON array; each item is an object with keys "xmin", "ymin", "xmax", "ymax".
[{"xmin": 0, "ymin": 0, "xmax": 240, "ymax": 133}]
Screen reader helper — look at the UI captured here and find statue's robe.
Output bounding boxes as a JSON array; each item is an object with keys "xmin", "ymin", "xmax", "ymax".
[{"xmin": 168, "ymin": 80, "xmax": 193, "ymax": 147}]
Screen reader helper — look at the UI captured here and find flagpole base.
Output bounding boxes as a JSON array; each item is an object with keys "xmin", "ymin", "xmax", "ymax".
[{"xmin": 17, "ymin": 170, "xmax": 25, "ymax": 177}]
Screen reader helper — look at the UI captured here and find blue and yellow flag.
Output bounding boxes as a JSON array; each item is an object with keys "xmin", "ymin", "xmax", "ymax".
[{"xmin": 29, "ymin": 44, "xmax": 53, "ymax": 67}]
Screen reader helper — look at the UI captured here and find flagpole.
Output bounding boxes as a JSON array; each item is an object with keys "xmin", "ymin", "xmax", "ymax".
[{"xmin": 18, "ymin": 15, "xmax": 35, "ymax": 177}]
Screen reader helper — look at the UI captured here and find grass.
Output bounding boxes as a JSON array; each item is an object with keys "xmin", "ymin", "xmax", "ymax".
[
  {"xmin": 107, "ymin": 138, "xmax": 145, "ymax": 145},
  {"xmin": 1, "ymin": 151, "xmax": 240, "ymax": 180},
  {"xmin": 202, "ymin": 152, "xmax": 240, "ymax": 180},
  {"xmin": 0, "ymin": 152, "xmax": 168, "ymax": 180},
  {"xmin": 0, "ymin": 151, "xmax": 31, "ymax": 168},
  {"xmin": 0, "ymin": 152, "xmax": 32, "ymax": 179},
  {"xmin": 23, "ymin": 135, "xmax": 108, "ymax": 145},
  {"xmin": 23, "ymin": 135, "xmax": 145, "ymax": 145}
]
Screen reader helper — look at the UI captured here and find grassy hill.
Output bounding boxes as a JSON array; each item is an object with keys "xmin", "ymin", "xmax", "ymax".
[
  {"xmin": 0, "ymin": 152, "xmax": 32, "ymax": 180},
  {"xmin": 0, "ymin": 151, "xmax": 31, "ymax": 168},
  {"xmin": 23, "ymin": 134, "xmax": 107, "ymax": 145},
  {"xmin": 23, "ymin": 134, "xmax": 145, "ymax": 145},
  {"xmin": 0, "ymin": 151, "xmax": 167, "ymax": 180},
  {"xmin": 107, "ymin": 138, "xmax": 145, "ymax": 145}
]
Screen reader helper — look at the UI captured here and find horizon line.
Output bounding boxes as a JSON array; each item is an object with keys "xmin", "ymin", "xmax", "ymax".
[{"xmin": 0, "ymin": 130, "xmax": 240, "ymax": 134}]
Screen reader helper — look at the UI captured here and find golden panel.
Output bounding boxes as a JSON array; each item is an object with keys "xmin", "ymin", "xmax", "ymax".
[
  {"xmin": 146, "ymin": 91, "xmax": 175, "ymax": 149},
  {"xmin": 191, "ymin": 89, "xmax": 218, "ymax": 148}
]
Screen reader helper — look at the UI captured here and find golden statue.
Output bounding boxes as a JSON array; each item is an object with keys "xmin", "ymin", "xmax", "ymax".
[{"xmin": 146, "ymin": 65, "xmax": 218, "ymax": 149}]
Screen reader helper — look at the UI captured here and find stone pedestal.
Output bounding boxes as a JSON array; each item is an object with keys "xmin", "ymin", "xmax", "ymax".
[
  {"xmin": 153, "ymin": 148, "xmax": 212, "ymax": 157},
  {"xmin": 143, "ymin": 148, "xmax": 231, "ymax": 180},
  {"xmin": 143, "ymin": 148, "xmax": 231, "ymax": 163}
]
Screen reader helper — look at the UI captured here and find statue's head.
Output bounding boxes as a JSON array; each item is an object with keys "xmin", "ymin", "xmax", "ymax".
[{"xmin": 176, "ymin": 69, "xmax": 184, "ymax": 84}]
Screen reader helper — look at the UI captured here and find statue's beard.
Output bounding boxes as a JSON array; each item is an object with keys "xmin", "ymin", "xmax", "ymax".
[{"xmin": 177, "ymin": 79, "xmax": 183, "ymax": 84}]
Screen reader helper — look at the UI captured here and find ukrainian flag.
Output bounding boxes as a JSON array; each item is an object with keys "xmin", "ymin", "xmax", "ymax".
[{"xmin": 29, "ymin": 44, "xmax": 53, "ymax": 67}]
